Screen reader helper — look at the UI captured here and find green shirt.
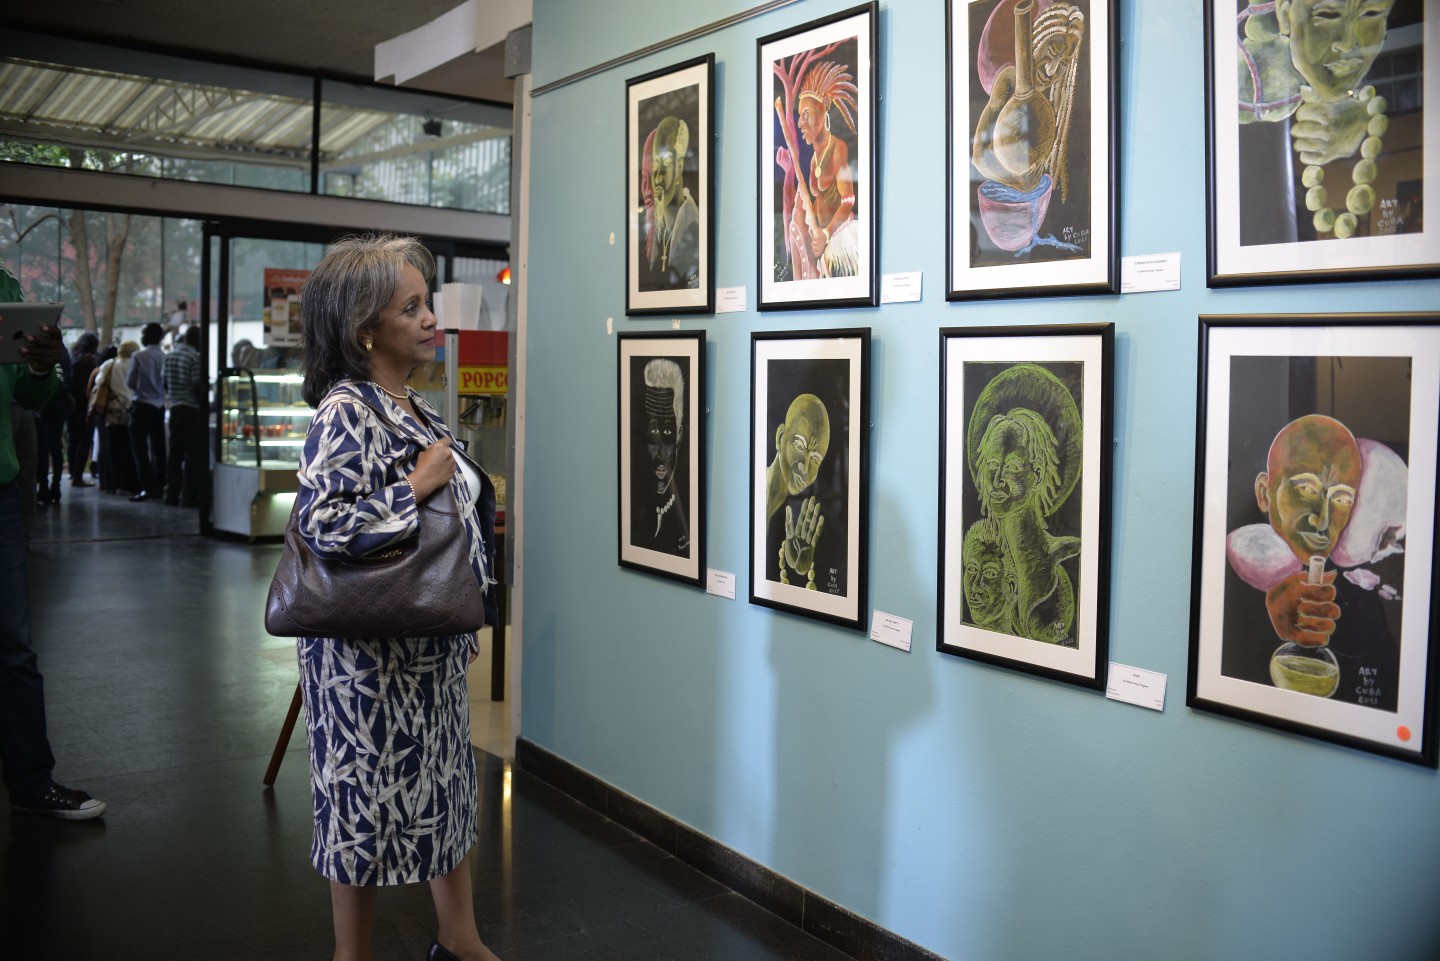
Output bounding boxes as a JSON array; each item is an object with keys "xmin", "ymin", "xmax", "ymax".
[{"xmin": 3, "ymin": 364, "xmax": 61, "ymax": 485}]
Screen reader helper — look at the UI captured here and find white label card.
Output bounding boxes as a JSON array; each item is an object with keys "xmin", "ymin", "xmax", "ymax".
[
  {"xmin": 879, "ymin": 271, "xmax": 922, "ymax": 303},
  {"xmin": 1120, "ymin": 252, "xmax": 1181, "ymax": 293},
  {"xmin": 706, "ymin": 569, "xmax": 736, "ymax": 600},
  {"xmin": 1105, "ymin": 663, "xmax": 1167, "ymax": 711},
  {"xmin": 869, "ymin": 610, "xmax": 913, "ymax": 652},
  {"xmin": 715, "ymin": 287, "xmax": 747, "ymax": 313}
]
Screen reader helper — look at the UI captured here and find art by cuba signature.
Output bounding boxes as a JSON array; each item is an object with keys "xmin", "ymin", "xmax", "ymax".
[
  {"xmin": 971, "ymin": 0, "xmax": 1087, "ymax": 257},
  {"xmin": 772, "ymin": 41, "xmax": 860, "ymax": 282},
  {"xmin": 962, "ymin": 363, "xmax": 1083, "ymax": 645},
  {"xmin": 765, "ymin": 393, "xmax": 830, "ymax": 590},
  {"xmin": 1235, "ymin": 0, "xmax": 1403, "ymax": 240}
]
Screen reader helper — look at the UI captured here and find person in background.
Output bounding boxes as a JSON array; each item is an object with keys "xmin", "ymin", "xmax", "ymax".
[
  {"xmin": 125, "ymin": 322, "xmax": 166, "ymax": 502},
  {"xmin": 91, "ymin": 343, "xmax": 139, "ymax": 496},
  {"xmin": 295, "ymin": 234, "xmax": 499, "ymax": 961},
  {"xmin": 0, "ymin": 272, "xmax": 108, "ymax": 820},
  {"xmin": 32, "ymin": 343, "xmax": 73, "ymax": 509},
  {"xmin": 162, "ymin": 326, "xmax": 205, "ymax": 508},
  {"xmin": 67, "ymin": 332, "xmax": 100, "ymax": 486}
]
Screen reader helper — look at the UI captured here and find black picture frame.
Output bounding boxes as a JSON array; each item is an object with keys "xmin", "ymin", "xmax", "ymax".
[
  {"xmin": 617, "ymin": 331, "xmax": 707, "ymax": 586},
  {"xmin": 946, "ymin": 0, "xmax": 1119, "ymax": 300},
  {"xmin": 1204, "ymin": 0, "xmax": 1438, "ymax": 286},
  {"xmin": 749, "ymin": 328, "xmax": 871, "ymax": 628},
  {"xmin": 757, "ymin": 2, "xmax": 879, "ymax": 311},
  {"xmin": 937, "ymin": 323, "xmax": 1114, "ymax": 688},
  {"xmin": 1189, "ymin": 313, "xmax": 1440, "ymax": 767},
  {"xmin": 626, "ymin": 54, "xmax": 716, "ymax": 315}
]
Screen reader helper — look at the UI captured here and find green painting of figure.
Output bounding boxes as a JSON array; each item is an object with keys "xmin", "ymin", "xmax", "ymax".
[
  {"xmin": 762, "ymin": 361, "xmax": 848, "ymax": 596},
  {"xmin": 961, "ymin": 362, "xmax": 1084, "ymax": 644},
  {"xmin": 1234, "ymin": 0, "xmax": 1421, "ymax": 245}
]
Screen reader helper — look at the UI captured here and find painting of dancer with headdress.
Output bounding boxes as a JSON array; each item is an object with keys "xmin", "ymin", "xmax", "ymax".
[
  {"xmin": 759, "ymin": 4, "xmax": 878, "ymax": 309},
  {"xmin": 939, "ymin": 325, "xmax": 1114, "ymax": 689}
]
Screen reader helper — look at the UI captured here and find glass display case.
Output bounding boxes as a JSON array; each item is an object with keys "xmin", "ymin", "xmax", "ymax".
[{"xmin": 213, "ymin": 367, "xmax": 311, "ymax": 538}]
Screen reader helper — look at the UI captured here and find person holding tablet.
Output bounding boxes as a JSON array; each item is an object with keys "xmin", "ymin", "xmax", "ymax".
[{"xmin": 0, "ymin": 268, "xmax": 107, "ymax": 820}]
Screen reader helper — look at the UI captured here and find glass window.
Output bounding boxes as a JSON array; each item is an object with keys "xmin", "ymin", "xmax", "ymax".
[
  {"xmin": 319, "ymin": 80, "xmax": 511, "ymax": 214},
  {"xmin": 0, "ymin": 30, "xmax": 317, "ymax": 192},
  {"xmin": 1, "ymin": 31, "xmax": 512, "ymax": 212},
  {"xmin": 0, "ymin": 202, "xmax": 202, "ymax": 349}
]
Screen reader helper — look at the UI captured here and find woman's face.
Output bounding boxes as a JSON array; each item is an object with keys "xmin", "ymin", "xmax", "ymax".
[
  {"xmin": 366, "ymin": 263, "xmax": 436, "ymax": 372},
  {"xmin": 978, "ymin": 421, "xmax": 1040, "ymax": 517}
]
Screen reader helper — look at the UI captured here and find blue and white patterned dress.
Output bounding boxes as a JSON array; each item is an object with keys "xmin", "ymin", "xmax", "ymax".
[{"xmin": 295, "ymin": 380, "xmax": 495, "ymax": 886}]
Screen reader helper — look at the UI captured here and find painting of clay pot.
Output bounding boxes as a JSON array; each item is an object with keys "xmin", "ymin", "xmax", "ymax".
[{"xmin": 978, "ymin": 175, "xmax": 1054, "ymax": 251}]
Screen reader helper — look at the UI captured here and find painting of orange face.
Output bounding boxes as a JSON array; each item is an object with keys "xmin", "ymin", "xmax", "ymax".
[{"xmin": 1255, "ymin": 414, "xmax": 1363, "ymax": 562}]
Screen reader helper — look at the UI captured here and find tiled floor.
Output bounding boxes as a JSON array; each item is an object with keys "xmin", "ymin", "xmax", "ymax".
[{"xmin": 1, "ymin": 481, "xmax": 853, "ymax": 961}]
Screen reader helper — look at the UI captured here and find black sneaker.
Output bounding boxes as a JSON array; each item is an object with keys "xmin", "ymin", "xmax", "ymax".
[{"xmin": 12, "ymin": 783, "xmax": 107, "ymax": 820}]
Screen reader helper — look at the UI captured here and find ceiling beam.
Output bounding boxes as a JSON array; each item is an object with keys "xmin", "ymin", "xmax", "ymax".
[{"xmin": 374, "ymin": 0, "xmax": 531, "ymax": 88}]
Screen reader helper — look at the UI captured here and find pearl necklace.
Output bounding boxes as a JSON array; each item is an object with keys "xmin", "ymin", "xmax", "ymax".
[
  {"xmin": 368, "ymin": 380, "xmax": 408, "ymax": 401},
  {"xmin": 1301, "ymin": 85, "xmax": 1388, "ymax": 240}
]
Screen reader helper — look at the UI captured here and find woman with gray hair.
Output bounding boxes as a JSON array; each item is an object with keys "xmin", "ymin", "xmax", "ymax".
[{"xmin": 294, "ymin": 234, "xmax": 500, "ymax": 961}]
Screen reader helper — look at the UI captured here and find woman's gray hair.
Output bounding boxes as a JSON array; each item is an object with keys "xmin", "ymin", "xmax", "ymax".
[{"xmin": 300, "ymin": 233, "xmax": 435, "ymax": 406}]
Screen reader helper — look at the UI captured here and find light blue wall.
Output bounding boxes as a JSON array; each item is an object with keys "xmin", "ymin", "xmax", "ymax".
[{"xmin": 522, "ymin": 2, "xmax": 1440, "ymax": 959}]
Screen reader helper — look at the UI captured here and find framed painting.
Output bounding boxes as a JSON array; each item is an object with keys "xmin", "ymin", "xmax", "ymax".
[
  {"xmin": 937, "ymin": 324, "xmax": 1114, "ymax": 688},
  {"xmin": 1189, "ymin": 314, "xmax": 1440, "ymax": 767},
  {"xmin": 626, "ymin": 54, "xmax": 715, "ymax": 315},
  {"xmin": 1206, "ymin": 0, "xmax": 1438, "ymax": 285},
  {"xmin": 750, "ymin": 328, "xmax": 870, "ymax": 628},
  {"xmin": 757, "ymin": 3, "xmax": 878, "ymax": 310},
  {"xmin": 946, "ymin": 0, "xmax": 1118, "ymax": 299},
  {"xmin": 617, "ymin": 331, "xmax": 706, "ymax": 585}
]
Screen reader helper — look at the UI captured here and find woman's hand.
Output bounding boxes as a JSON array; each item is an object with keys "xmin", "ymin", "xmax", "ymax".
[{"xmin": 406, "ymin": 437, "xmax": 456, "ymax": 502}]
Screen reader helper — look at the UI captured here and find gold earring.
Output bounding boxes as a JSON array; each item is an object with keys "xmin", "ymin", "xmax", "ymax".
[{"xmin": 364, "ymin": 340, "xmax": 373, "ymax": 353}]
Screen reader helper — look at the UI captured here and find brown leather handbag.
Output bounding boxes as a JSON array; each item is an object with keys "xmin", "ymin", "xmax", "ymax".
[{"xmin": 264, "ymin": 479, "xmax": 486, "ymax": 638}]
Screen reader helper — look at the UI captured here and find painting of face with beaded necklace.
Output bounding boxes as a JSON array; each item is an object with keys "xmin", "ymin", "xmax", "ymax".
[
  {"xmin": 618, "ymin": 332, "xmax": 706, "ymax": 586},
  {"xmin": 1230, "ymin": 0, "xmax": 1423, "ymax": 248}
]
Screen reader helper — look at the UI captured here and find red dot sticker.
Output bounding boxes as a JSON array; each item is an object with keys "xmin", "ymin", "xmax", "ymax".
[{"xmin": 1397, "ymin": 726, "xmax": 1412, "ymax": 742}]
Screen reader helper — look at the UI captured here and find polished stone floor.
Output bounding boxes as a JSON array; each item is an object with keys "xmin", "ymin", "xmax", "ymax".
[{"xmin": 2, "ymin": 483, "xmax": 853, "ymax": 961}]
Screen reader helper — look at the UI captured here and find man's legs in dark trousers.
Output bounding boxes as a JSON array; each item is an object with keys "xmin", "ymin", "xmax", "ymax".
[
  {"xmin": 129, "ymin": 401, "xmax": 166, "ymax": 497},
  {"xmin": 166, "ymin": 406, "xmax": 204, "ymax": 506},
  {"xmin": 0, "ymin": 482, "xmax": 56, "ymax": 801}
]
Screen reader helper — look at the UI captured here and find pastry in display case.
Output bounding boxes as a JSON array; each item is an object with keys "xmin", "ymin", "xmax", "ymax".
[{"xmin": 213, "ymin": 367, "xmax": 312, "ymax": 538}]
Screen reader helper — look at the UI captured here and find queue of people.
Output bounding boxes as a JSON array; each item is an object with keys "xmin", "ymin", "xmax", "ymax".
[{"xmin": 16, "ymin": 319, "xmax": 209, "ymax": 510}]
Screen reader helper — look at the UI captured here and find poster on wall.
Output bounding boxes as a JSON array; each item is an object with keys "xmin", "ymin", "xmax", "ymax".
[
  {"xmin": 749, "ymin": 328, "xmax": 870, "ymax": 628},
  {"xmin": 1206, "ymin": 0, "xmax": 1438, "ymax": 285},
  {"xmin": 937, "ymin": 324, "xmax": 1113, "ymax": 687},
  {"xmin": 263, "ymin": 267, "xmax": 309, "ymax": 347},
  {"xmin": 617, "ymin": 331, "xmax": 706, "ymax": 585},
  {"xmin": 1189, "ymin": 314, "xmax": 1440, "ymax": 767},
  {"xmin": 946, "ymin": 0, "xmax": 1118, "ymax": 299},
  {"xmin": 757, "ymin": 3, "xmax": 878, "ymax": 310},
  {"xmin": 625, "ymin": 54, "xmax": 715, "ymax": 315}
]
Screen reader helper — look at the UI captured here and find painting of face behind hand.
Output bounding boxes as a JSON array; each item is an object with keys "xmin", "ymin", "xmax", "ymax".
[{"xmin": 750, "ymin": 329, "xmax": 870, "ymax": 629}]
